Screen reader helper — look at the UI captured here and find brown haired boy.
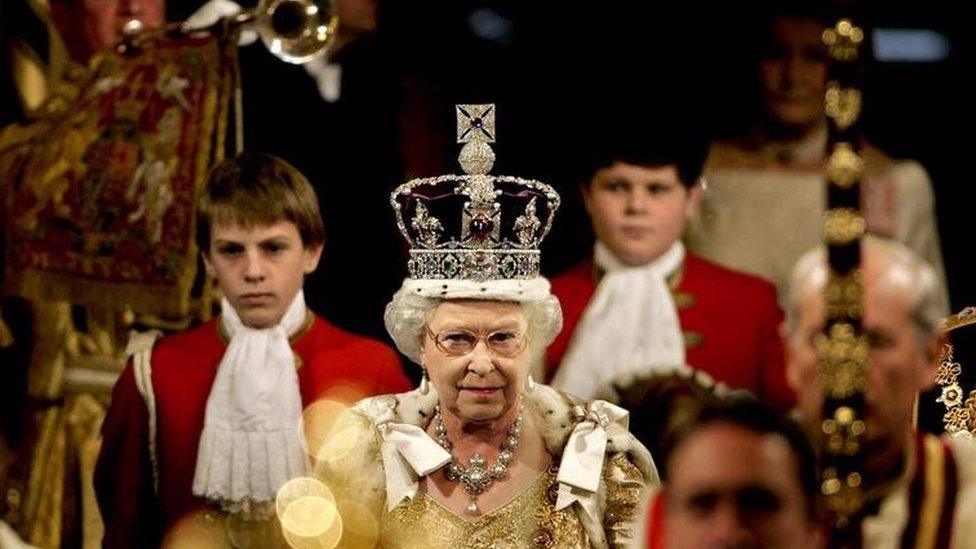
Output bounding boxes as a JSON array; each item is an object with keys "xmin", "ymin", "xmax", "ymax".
[{"xmin": 95, "ymin": 153, "xmax": 410, "ymax": 547}]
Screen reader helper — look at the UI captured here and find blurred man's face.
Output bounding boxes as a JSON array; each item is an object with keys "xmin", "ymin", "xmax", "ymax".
[
  {"xmin": 759, "ymin": 17, "xmax": 828, "ymax": 134},
  {"xmin": 50, "ymin": 0, "xmax": 166, "ymax": 61},
  {"xmin": 786, "ymin": 270, "xmax": 939, "ymax": 473},
  {"xmin": 665, "ymin": 422, "xmax": 821, "ymax": 549}
]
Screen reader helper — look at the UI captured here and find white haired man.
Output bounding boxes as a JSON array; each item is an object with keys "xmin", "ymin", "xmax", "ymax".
[{"xmin": 784, "ymin": 236, "xmax": 976, "ymax": 547}]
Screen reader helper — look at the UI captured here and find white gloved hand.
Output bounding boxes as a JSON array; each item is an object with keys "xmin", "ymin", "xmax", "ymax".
[{"xmin": 183, "ymin": 0, "xmax": 258, "ymax": 46}]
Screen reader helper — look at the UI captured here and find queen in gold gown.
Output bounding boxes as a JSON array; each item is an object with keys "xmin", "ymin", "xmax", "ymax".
[
  {"xmin": 317, "ymin": 292, "xmax": 656, "ymax": 549},
  {"xmin": 314, "ymin": 105, "xmax": 657, "ymax": 548}
]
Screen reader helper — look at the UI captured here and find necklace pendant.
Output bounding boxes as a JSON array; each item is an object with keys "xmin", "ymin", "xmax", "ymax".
[{"xmin": 432, "ymin": 404, "xmax": 525, "ymax": 508}]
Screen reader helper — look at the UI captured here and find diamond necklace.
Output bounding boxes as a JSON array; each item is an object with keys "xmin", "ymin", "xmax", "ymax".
[{"xmin": 433, "ymin": 403, "xmax": 524, "ymax": 515}]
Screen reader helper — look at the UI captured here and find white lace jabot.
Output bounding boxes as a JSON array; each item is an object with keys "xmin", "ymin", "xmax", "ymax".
[
  {"xmin": 192, "ymin": 291, "xmax": 310, "ymax": 516},
  {"xmin": 553, "ymin": 241, "xmax": 686, "ymax": 399}
]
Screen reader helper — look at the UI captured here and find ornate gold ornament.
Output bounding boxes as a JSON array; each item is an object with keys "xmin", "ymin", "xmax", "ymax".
[
  {"xmin": 826, "ymin": 142, "xmax": 864, "ymax": 190},
  {"xmin": 815, "ymin": 322, "xmax": 869, "ymax": 400},
  {"xmin": 825, "ymin": 270, "xmax": 863, "ymax": 319},
  {"xmin": 819, "ymin": 11, "xmax": 868, "ymax": 534},
  {"xmin": 825, "ymin": 82, "xmax": 862, "ymax": 131},
  {"xmin": 824, "ymin": 208, "xmax": 867, "ymax": 246},
  {"xmin": 822, "ymin": 19, "xmax": 865, "ymax": 62},
  {"xmin": 935, "ymin": 306, "xmax": 976, "ymax": 437},
  {"xmin": 820, "ymin": 466, "xmax": 865, "ymax": 521}
]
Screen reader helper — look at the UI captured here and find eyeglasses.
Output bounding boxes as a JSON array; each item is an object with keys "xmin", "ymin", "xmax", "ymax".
[{"xmin": 425, "ymin": 327, "xmax": 528, "ymax": 358}]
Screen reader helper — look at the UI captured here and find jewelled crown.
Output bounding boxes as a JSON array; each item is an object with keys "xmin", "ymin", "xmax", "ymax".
[{"xmin": 391, "ymin": 105, "xmax": 560, "ymax": 282}]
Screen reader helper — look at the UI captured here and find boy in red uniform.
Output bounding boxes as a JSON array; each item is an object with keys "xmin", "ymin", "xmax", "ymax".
[
  {"xmin": 548, "ymin": 134, "xmax": 794, "ymax": 411},
  {"xmin": 95, "ymin": 152, "xmax": 411, "ymax": 547}
]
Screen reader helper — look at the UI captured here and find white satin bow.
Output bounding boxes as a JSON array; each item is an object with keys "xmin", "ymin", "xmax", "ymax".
[
  {"xmin": 377, "ymin": 422, "xmax": 451, "ymax": 511},
  {"xmin": 555, "ymin": 401, "xmax": 630, "ymax": 520}
]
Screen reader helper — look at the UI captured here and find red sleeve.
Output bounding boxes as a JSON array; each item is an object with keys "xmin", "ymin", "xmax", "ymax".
[
  {"xmin": 94, "ymin": 363, "xmax": 163, "ymax": 548},
  {"xmin": 757, "ymin": 290, "xmax": 796, "ymax": 412},
  {"xmin": 646, "ymin": 492, "xmax": 666, "ymax": 549},
  {"xmin": 545, "ymin": 264, "xmax": 594, "ymax": 383}
]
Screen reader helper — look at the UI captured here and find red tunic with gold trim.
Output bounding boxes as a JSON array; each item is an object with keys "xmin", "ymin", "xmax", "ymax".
[
  {"xmin": 546, "ymin": 253, "xmax": 794, "ymax": 411},
  {"xmin": 94, "ymin": 314, "xmax": 411, "ymax": 548}
]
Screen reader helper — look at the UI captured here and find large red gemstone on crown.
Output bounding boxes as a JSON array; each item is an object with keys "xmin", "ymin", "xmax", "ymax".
[{"xmin": 470, "ymin": 215, "xmax": 493, "ymax": 240}]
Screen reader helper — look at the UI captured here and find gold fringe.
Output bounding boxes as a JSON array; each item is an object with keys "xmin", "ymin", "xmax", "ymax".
[{"xmin": 7, "ymin": 267, "xmax": 196, "ymax": 320}]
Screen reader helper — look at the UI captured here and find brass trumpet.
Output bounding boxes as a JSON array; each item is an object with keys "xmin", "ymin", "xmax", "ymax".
[
  {"xmin": 240, "ymin": 0, "xmax": 338, "ymax": 64},
  {"xmin": 122, "ymin": 0, "xmax": 338, "ymax": 64}
]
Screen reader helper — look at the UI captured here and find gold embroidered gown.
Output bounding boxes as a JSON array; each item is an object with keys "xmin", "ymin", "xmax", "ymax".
[
  {"xmin": 379, "ymin": 467, "xmax": 588, "ymax": 548},
  {"xmin": 315, "ymin": 387, "xmax": 654, "ymax": 549}
]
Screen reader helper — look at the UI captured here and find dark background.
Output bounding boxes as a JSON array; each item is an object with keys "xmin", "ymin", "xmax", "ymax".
[
  {"xmin": 233, "ymin": 1, "xmax": 976, "ymax": 338},
  {"xmin": 3, "ymin": 0, "xmax": 973, "ymax": 334}
]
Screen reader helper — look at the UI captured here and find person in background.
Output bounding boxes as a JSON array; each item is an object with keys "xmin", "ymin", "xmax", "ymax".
[
  {"xmin": 685, "ymin": 6, "xmax": 949, "ymax": 314},
  {"xmin": 640, "ymin": 397, "xmax": 823, "ymax": 549},
  {"xmin": 548, "ymin": 130, "xmax": 793, "ymax": 412},
  {"xmin": 94, "ymin": 153, "xmax": 410, "ymax": 547},
  {"xmin": 784, "ymin": 237, "xmax": 976, "ymax": 547}
]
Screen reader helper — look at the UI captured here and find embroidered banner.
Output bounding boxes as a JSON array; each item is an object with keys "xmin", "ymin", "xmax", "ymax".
[{"xmin": 3, "ymin": 33, "xmax": 230, "ymax": 317}]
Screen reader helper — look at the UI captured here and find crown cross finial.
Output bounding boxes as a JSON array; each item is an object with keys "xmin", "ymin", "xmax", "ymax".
[
  {"xmin": 457, "ymin": 105, "xmax": 495, "ymax": 143},
  {"xmin": 457, "ymin": 104, "xmax": 496, "ymax": 175}
]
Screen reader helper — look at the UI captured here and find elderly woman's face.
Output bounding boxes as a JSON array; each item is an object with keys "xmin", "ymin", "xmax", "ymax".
[{"xmin": 421, "ymin": 300, "xmax": 530, "ymax": 424}]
